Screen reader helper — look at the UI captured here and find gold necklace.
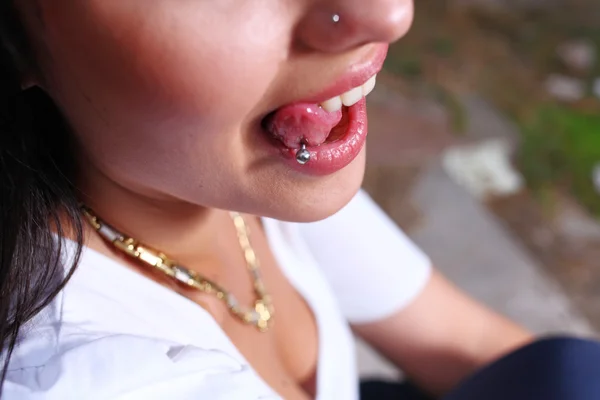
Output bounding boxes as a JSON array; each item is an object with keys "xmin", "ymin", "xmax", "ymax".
[{"xmin": 81, "ymin": 207, "xmax": 274, "ymax": 332}]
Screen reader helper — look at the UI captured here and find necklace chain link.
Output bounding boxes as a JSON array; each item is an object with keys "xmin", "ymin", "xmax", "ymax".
[{"xmin": 82, "ymin": 207, "xmax": 274, "ymax": 332}]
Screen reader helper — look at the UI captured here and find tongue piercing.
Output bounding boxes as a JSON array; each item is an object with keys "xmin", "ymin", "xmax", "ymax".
[{"xmin": 296, "ymin": 143, "xmax": 311, "ymax": 165}]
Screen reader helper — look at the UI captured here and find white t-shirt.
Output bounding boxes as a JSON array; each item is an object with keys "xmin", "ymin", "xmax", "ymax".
[{"xmin": 3, "ymin": 190, "xmax": 431, "ymax": 399}]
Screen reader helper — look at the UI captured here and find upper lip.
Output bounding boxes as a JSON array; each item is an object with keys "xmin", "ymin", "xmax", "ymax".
[{"xmin": 300, "ymin": 44, "xmax": 389, "ymax": 105}]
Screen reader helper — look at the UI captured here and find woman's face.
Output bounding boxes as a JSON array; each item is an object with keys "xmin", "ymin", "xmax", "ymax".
[{"xmin": 25, "ymin": 0, "xmax": 413, "ymax": 221}]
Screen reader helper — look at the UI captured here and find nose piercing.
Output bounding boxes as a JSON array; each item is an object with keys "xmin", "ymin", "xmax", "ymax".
[
  {"xmin": 296, "ymin": 143, "xmax": 311, "ymax": 165},
  {"xmin": 332, "ymin": 14, "xmax": 340, "ymax": 23}
]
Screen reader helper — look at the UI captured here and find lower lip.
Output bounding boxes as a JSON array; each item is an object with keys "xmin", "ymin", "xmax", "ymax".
[{"xmin": 270, "ymin": 99, "xmax": 368, "ymax": 176}]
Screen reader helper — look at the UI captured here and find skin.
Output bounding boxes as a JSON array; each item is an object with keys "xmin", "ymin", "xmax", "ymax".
[{"xmin": 17, "ymin": 0, "xmax": 532, "ymax": 398}]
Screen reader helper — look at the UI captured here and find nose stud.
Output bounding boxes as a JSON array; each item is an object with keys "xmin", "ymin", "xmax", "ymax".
[
  {"xmin": 332, "ymin": 14, "xmax": 340, "ymax": 23},
  {"xmin": 296, "ymin": 143, "xmax": 311, "ymax": 165}
]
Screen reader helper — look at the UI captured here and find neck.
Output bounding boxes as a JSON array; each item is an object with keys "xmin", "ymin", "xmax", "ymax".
[{"xmin": 77, "ymin": 162, "xmax": 225, "ymax": 262}]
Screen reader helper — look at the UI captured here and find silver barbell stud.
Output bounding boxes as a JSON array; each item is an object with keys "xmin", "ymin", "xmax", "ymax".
[{"xmin": 296, "ymin": 143, "xmax": 311, "ymax": 165}]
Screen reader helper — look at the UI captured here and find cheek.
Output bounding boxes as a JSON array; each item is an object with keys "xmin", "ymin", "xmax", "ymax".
[{"xmin": 42, "ymin": 1, "xmax": 287, "ymax": 151}]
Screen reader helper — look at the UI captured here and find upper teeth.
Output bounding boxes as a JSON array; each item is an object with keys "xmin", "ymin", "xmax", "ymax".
[{"xmin": 320, "ymin": 75, "xmax": 377, "ymax": 113}]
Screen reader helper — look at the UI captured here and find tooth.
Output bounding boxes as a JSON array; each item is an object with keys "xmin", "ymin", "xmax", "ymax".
[
  {"xmin": 320, "ymin": 96, "xmax": 343, "ymax": 112},
  {"xmin": 340, "ymin": 86, "xmax": 363, "ymax": 107},
  {"xmin": 362, "ymin": 75, "xmax": 377, "ymax": 96}
]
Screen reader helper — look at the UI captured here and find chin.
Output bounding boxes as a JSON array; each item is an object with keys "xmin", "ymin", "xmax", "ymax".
[{"xmin": 262, "ymin": 149, "xmax": 367, "ymax": 223}]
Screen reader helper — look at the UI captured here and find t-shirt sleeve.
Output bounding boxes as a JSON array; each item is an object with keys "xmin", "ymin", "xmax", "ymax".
[
  {"xmin": 295, "ymin": 189, "xmax": 432, "ymax": 324},
  {"xmin": 3, "ymin": 334, "xmax": 279, "ymax": 400}
]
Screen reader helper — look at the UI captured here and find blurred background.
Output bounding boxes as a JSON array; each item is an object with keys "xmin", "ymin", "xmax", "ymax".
[{"xmin": 360, "ymin": 0, "xmax": 600, "ymax": 376}]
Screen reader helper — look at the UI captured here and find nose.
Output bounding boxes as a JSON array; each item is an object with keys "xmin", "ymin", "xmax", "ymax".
[{"xmin": 295, "ymin": 0, "xmax": 414, "ymax": 53}]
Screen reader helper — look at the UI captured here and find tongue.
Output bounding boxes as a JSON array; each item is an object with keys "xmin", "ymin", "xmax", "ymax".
[{"xmin": 264, "ymin": 103, "xmax": 343, "ymax": 148}]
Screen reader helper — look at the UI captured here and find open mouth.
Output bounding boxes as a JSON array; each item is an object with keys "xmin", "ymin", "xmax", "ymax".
[
  {"xmin": 261, "ymin": 74, "xmax": 377, "ymax": 151},
  {"xmin": 253, "ymin": 44, "xmax": 389, "ymax": 175}
]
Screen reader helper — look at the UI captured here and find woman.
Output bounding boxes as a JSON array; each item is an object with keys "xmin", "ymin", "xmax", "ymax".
[{"xmin": 1, "ymin": 0, "xmax": 600, "ymax": 399}]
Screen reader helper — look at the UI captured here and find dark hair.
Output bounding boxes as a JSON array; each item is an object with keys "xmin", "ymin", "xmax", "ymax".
[{"xmin": 0, "ymin": 0, "xmax": 84, "ymax": 391}]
